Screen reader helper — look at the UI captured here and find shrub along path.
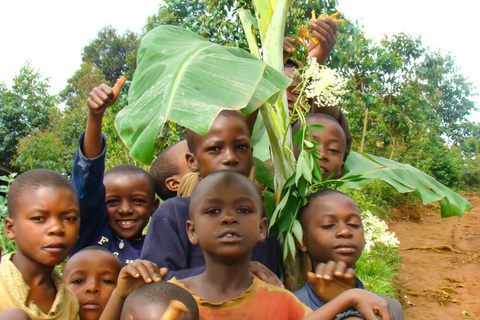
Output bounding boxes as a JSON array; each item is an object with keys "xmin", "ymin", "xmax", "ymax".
[{"xmin": 389, "ymin": 191, "xmax": 480, "ymax": 319}]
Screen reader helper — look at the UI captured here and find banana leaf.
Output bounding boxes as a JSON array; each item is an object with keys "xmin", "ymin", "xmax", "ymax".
[
  {"xmin": 115, "ymin": 25, "xmax": 291, "ymax": 164},
  {"xmin": 340, "ymin": 152, "xmax": 472, "ymax": 217}
]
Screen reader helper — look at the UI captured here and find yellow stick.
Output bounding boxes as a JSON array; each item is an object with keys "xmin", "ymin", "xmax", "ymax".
[{"xmin": 160, "ymin": 300, "xmax": 189, "ymax": 320}]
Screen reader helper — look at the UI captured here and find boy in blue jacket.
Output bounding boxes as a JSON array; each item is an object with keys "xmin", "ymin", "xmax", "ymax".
[{"xmin": 71, "ymin": 82, "xmax": 159, "ymax": 265}]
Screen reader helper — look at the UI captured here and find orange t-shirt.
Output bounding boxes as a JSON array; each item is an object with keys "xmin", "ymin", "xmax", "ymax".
[{"xmin": 169, "ymin": 276, "xmax": 311, "ymax": 320}]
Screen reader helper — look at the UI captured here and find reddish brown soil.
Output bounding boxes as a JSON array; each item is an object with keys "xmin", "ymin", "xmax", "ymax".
[{"xmin": 389, "ymin": 191, "xmax": 480, "ymax": 319}]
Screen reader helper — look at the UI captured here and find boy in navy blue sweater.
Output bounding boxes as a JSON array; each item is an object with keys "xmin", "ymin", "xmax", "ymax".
[
  {"xmin": 72, "ymin": 83, "xmax": 159, "ymax": 265},
  {"xmin": 141, "ymin": 110, "xmax": 280, "ymax": 281}
]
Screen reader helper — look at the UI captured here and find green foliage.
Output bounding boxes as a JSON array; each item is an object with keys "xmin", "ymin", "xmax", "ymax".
[
  {"xmin": 331, "ymin": 25, "xmax": 479, "ymax": 187},
  {"xmin": 82, "ymin": 26, "xmax": 140, "ymax": 84},
  {"xmin": 356, "ymin": 245, "xmax": 401, "ymax": 298},
  {"xmin": 116, "ymin": 25, "xmax": 291, "ymax": 164},
  {"xmin": 0, "ymin": 63, "xmax": 58, "ymax": 165},
  {"xmin": 0, "ymin": 173, "xmax": 17, "ymax": 254},
  {"xmin": 340, "ymin": 152, "xmax": 472, "ymax": 217}
]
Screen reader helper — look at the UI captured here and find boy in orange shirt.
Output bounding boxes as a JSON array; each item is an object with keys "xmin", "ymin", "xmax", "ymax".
[{"xmin": 170, "ymin": 170, "xmax": 394, "ymax": 320}]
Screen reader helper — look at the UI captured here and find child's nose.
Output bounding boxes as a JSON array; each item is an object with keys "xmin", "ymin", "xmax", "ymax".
[
  {"xmin": 85, "ymin": 280, "xmax": 100, "ymax": 294},
  {"xmin": 47, "ymin": 218, "xmax": 65, "ymax": 236},
  {"xmin": 222, "ymin": 148, "xmax": 239, "ymax": 165},
  {"xmin": 221, "ymin": 211, "xmax": 239, "ymax": 225},
  {"xmin": 336, "ymin": 224, "xmax": 353, "ymax": 238},
  {"xmin": 118, "ymin": 201, "xmax": 133, "ymax": 215},
  {"xmin": 317, "ymin": 146, "xmax": 329, "ymax": 161}
]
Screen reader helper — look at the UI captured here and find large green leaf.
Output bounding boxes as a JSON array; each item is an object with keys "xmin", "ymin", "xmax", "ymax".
[
  {"xmin": 115, "ymin": 25, "xmax": 291, "ymax": 164},
  {"xmin": 340, "ymin": 152, "xmax": 472, "ymax": 217}
]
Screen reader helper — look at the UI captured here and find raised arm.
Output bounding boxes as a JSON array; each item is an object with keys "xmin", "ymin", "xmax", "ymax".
[{"xmin": 84, "ymin": 77, "xmax": 125, "ymax": 158}]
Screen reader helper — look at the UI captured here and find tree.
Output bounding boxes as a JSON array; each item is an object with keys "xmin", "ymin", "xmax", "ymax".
[
  {"xmin": 0, "ymin": 63, "xmax": 57, "ymax": 165},
  {"xmin": 82, "ymin": 26, "xmax": 140, "ymax": 84}
]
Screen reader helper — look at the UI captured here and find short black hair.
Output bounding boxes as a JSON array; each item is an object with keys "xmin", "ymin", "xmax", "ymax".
[
  {"xmin": 121, "ymin": 282, "xmax": 199, "ymax": 320},
  {"xmin": 186, "ymin": 110, "xmax": 250, "ymax": 155},
  {"xmin": 105, "ymin": 164, "xmax": 156, "ymax": 199},
  {"xmin": 292, "ymin": 113, "xmax": 350, "ymax": 162},
  {"xmin": 7, "ymin": 169, "xmax": 77, "ymax": 217},
  {"xmin": 189, "ymin": 170, "xmax": 262, "ymax": 220},
  {"xmin": 64, "ymin": 246, "xmax": 122, "ymax": 274},
  {"xmin": 298, "ymin": 189, "xmax": 352, "ymax": 227},
  {"xmin": 150, "ymin": 141, "xmax": 185, "ymax": 200}
]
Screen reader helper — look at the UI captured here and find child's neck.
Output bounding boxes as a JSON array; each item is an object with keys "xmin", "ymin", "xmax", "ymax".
[
  {"xmin": 11, "ymin": 252, "xmax": 56, "ymax": 287},
  {"xmin": 187, "ymin": 258, "xmax": 253, "ymax": 304}
]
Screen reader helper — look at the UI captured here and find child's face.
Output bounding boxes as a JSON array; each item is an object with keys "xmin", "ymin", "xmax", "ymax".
[
  {"xmin": 187, "ymin": 177, "xmax": 266, "ymax": 262},
  {"xmin": 186, "ymin": 114, "xmax": 253, "ymax": 179},
  {"xmin": 284, "ymin": 65, "xmax": 308, "ymax": 111},
  {"xmin": 301, "ymin": 193, "xmax": 365, "ymax": 269},
  {"xmin": 5, "ymin": 186, "xmax": 79, "ymax": 267},
  {"xmin": 307, "ymin": 117, "xmax": 346, "ymax": 180},
  {"xmin": 173, "ymin": 140, "xmax": 192, "ymax": 181},
  {"xmin": 64, "ymin": 250, "xmax": 122, "ymax": 320},
  {"xmin": 103, "ymin": 173, "xmax": 159, "ymax": 239}
]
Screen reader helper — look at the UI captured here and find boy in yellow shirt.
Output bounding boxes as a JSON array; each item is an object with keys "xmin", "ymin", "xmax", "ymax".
[{"xmin": 1, "ymin": 169, "xmax": 80, "ymax": 319}]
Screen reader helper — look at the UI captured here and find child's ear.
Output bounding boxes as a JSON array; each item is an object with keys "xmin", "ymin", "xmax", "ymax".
[
  {"xmin": 257, "ymin": 217, "xmax": 268, "ymax": 243},
  {"xmin": 152, "ymin": 197, "xmax": 160, "ymax": 212},
  {"xmin": 4, "ymin": 218, "xmax": 15, "ymax": 240},
  {"xmin": 296, "ymin": 233, "xmax": 308, "ymax": 253},
  {"xmin": 185, "ymin": 152, "xmax": 199, "ymax": 173},
  {"xmin": 186, "ymin": 220, "xmax": 199, "ymax": 245},
  {"xmin": 335, "ymin": 161, "xmax": 345, "ymax": 179},
  {"xmin": 165, "ymin": 176, "xmax": 181, "ymax": 192}
]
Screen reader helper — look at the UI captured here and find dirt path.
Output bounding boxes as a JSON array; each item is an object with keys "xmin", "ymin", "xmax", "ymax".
[{"xmin": 389, "ymin": 191, "xmax": 480, "ymax": 319}]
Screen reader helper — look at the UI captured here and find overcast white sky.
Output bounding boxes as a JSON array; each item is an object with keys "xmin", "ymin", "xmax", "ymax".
[{"xmin": 1, "ymin": 0, "xmax": 479, "ymax": 122}]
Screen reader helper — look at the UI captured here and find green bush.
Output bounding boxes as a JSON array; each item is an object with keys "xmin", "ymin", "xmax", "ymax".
[{"xmin": 0, "ymin": 173, "xmax": 17, "ymax": 255}]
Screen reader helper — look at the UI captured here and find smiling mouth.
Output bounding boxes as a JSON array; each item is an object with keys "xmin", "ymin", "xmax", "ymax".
[{"xmin": 116, "ymin": 220, "xmax": 137, "ymax": 229}]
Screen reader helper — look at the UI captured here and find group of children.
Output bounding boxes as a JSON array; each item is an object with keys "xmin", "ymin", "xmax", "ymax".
[{"xmin": 0, "ymin": 15, "xmax": 403, "ymax": 320}]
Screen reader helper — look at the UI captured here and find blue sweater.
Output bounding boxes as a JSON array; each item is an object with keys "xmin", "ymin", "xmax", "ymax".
[
  {"xmin": 71, "ymin": 132, "xmax": 143, "ymax": 265},
  {"xmin": 140, "ymin": 196, "xmax": 280, "ymax": 280},
  {"xmin": 295, "ymin": 277, "xmax": 403, "ymax": 319}
]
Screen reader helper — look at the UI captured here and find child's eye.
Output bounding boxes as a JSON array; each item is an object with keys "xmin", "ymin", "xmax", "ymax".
[
  {"xmin": 348, "ymin": 223, "xmax": 362, "ymax": 229},
  {"xmin": 237, "ymin": 207, "xmax": 252, "ymax": 214},
  {"xmin": 132, "ymin": 199, "xmax": 146, "ymax": 204},
  {"xmin": 64, "ymin": 216, "xmax": 78, "ymax": 222},
  {"xmin": 328, "ymin": 148, "xmax": 340, "ymax": 154},
  {"xmin": 106, "ymin": 199, "xmax": 119, "ymax": 206},
  {"xmin": 205, "ymin": 208, "xmax": 220, "ymax": 215},
  {"xmin": 71, "ymin": 279, "xmax": 84, "ymax": 284},
  {"xmin": 207, "ymin": 146, "xmax": 220, "ymax": 153},
  {"xmin": 101, "ymin": 279, "xmax": 116, "ymax": 285},
  {"xmin": 30, "ymin": 216, "xmax": 45, "ymax": 222},
  {"xmin": 238, "ymin": 144, "xmax": 250, "ymax": 150},
  {"xmin": 322, "ymin": 224, "xmax": 335, "ymax": 229}
]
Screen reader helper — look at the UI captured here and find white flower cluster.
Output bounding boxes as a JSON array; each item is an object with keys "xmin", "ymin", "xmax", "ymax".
[
  {"xmin": 303, "ymin": 58, "xmax": 348, "ymax": 107},
  {"xmin": 361, "ymin": 210, "xmax": 399, "ymax": 252}
]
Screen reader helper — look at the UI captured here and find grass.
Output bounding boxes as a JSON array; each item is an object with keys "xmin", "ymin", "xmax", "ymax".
[{"xmin": 356, "ymin": 245, "xmax": 402, "ymax": 298}]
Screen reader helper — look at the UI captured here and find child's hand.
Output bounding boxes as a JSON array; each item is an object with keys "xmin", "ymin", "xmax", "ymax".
[
  {"xmin": 283, "ymin": 37, "xmax": 297, "ymax": 54},
  {"xmin": 87, "ymin": 84, "xmax": 116, "ymax": 116},
  {"xmin": 249, "ymin": 261, "xmax": 284, "ymax": 288},
  {"xmin": 87, "ymin": 77, "xmax": 125, "ymax": 116},
  {"xmin": 114, "ymin": 260, "xmax": 168, "ymax": 299},
  {"xmin": 342, "ymin": 289, "xmax": 393, "ymax": 320},
  {"xmin": 308, "ymin": 17, "xmax": 337, "ymax": 65},
  {"xmin": 308, "ymin": 260, "xmax": 355, "ymax": 302}
]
